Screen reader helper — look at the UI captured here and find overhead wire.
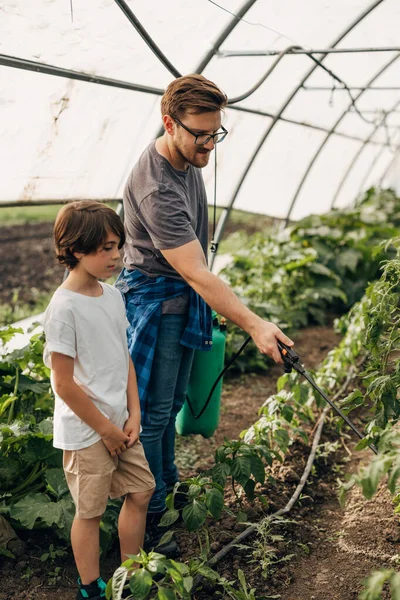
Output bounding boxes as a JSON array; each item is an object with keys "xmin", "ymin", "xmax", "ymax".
[{"xmin": 205, "ymin": 0, "xmax": 399, "ymax": 129}]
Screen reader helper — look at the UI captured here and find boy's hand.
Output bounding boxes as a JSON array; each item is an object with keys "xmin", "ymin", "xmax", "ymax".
[
  {"xmin": 101, "ymin": 423, "xmax": 130, "ymax": 457},
  {"xmin": 123, "ymin": 415, "xmax": 141, "ymax": 448}
]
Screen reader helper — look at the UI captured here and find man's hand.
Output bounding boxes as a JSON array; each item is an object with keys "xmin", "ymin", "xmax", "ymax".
[
  {"xmin": 101, "ymin": 423, "xmax": 130, "ymax": 457},
  {"xmin": 250, "ymin": 319, "xmax": 293, "ymax": 364},
  {"xmin": 123, "ymin": 415, "xmax": 141, "ymax": 448}
]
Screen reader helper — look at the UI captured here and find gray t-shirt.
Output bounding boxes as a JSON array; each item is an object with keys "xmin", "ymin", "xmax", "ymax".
[{"xmin": 122, "ymin": 140, "xmax": 209, "ymax": 313}]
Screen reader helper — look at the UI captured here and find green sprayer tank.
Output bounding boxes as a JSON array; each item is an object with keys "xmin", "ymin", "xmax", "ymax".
[{"xmin": 175, "ymin": 314, "xmax": 227, "ymax": 438}]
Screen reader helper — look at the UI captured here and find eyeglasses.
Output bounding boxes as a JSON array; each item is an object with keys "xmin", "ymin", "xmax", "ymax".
[{"xmin": 173, "ymin": 117, "xmax": 228, "ymax": 145}]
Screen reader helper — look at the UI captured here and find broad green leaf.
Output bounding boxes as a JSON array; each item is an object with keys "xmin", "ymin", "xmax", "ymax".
[
  {"xmin": 359, "ymin": 570, "xmax": 393, "ymax": 600},
  {"xmin": 158, "ymin": 529, "xmax": 175, "ymax": 546},
  {"xmin": 156, "ymin": 587, "xmax": 175, "ymax": 600},
  {"xmin": 168, "ymin": 560, "xmax": 190, "ymax": 576},
  {"xmin": 45, "ymin": 468, "xmax": 69, "ymax": 499},
  {"xmin": 391, "ymin": 572, "xmax": 400, "ymax": 600},
  {"xmin": 10, "ymin": 493, "xmax": 74, "ymax": 534},
  {"xmin": 231, "ymin": 455, "xmax": 252, "ymax": 482},
  {"xmin": 211, "ymin": 462, "xmax": 230, "ymax": 486},
  {"xmin": 159, "ymin": 509, "xmax": 179, "ymax": 527},
  {"xmin": 182, "ymin": 499, "xmax": 207, "ymax": 531},
  {"xmin": 129, "ymin": 568, "xmax": 152, "ymax": 600},
  {"xmin": 273, "ymin": 428, "xmax": 290, "ymax": 453},
  {"xmin": 196, "ymin": 564, "xmax": 219, "ymax": 581},
  {"xmin": 243, "ymin": 478, "xmax": 256, "ymax": 501},
  {"xmin": 250, "ymin": 454, "xmax": 265, "ymax": 484},
  {"xmin": 359, "ymin": 456, "xmax": 392, "ymax": 499},
  {"xmin": 205, "ymin": 488, "xmax": 224, "ymax": 519},
  {"xmin": 112, "ymin": 566, "xmax": 129, "ymax": 600},
  {"xmin": 105, "ymin": 577, "xmax": 113, "ymax": 600},
  {"xmin": 147, "ymin": 553, "xmax": 168, "ymax": 574},
  {"xmin": 188, "ymin": 484, "xmax": 202, "ymax": 499},
  {"xmin": 182, "ymin": 576, "xmax": 193, "ymax": 593}
]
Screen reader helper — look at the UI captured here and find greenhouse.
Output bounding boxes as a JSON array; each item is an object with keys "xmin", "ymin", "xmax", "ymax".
[{"xmin": 1, "ymin": 1, "xmax": 400, "ymax": 599}]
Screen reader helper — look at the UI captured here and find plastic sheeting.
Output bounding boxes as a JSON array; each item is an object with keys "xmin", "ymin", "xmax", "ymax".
[{"xmin": 1, "ymin": 0, "xmax": 400, "ymax": 222}]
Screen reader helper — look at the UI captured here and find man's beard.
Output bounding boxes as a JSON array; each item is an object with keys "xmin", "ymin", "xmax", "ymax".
[{"xmin": 175, "ymin": 142, "xmax": 210, "ymax": 168}]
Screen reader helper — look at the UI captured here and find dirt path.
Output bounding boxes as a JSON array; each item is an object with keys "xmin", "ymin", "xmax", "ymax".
[{"xmin": 271, "ymin": 447, "xmax": 400, "ymax": 600}]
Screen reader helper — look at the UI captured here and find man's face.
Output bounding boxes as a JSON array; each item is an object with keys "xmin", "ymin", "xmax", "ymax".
[{"xmin": 171, "ymin": 111, "xmax": 222, "ymax": 169}]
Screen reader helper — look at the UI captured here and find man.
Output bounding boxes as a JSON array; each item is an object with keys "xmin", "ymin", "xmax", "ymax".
[{"xmin": 116, "ymin": 74, "xmax": 293, "ymax": 551}]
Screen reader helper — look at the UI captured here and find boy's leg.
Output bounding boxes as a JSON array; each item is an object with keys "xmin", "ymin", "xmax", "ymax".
[
  {"xmin": 118, "ymin": 490, "xmax": 153, "ymax": 561},
  {"xmin": 64, "ymin": 442, "xmax": 116, "ymax": 596},
  {"xmin": 71, "ymin": 515, "xmax": 102, "ymax": 584},
  {"xmin": 140, "ymin": 314, "xmax": 187, "ymax": 513}
]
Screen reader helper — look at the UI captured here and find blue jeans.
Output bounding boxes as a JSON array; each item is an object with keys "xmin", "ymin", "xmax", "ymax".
[{"xmin": 140, "ymin": 314, "xmax": 194, "ymax": 513}]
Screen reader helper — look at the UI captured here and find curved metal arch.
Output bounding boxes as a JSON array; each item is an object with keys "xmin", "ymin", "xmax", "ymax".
[
  {"xmin": 227, "ymin": 46, "xmax": 300, "ymax": 104},
  {"xmin": 229, "ymin": 103, "xmax": 388, "ymax": 146},
  {"xmin": 378, "ymin": 150, "xmax": 400, "ymax": 186},
  {"xmin": 113, "ymin": 0, "xmax": 181, "ymax": 78},
  {"xmin": 209, "ymin": 0, "xmax": 385, "ymax": 268},
  {"xmin": 355, "ymin": 130, "xmax": 400, "ymax": 199},
  {"xmin": 330, "ymin": 99, "xmax": 400, "ymax": 209},
  {"xmin": 284, "ymin": 51, "xmax": 400, "ymax": 224}
]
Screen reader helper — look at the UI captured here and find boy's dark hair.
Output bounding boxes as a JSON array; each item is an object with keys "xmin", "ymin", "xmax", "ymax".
[
  {"xmin": 161, "ymin": 74, "xmax": 227, "ymax": 119},
  {"xmin": 54, "ymin": 201, "xmax": 125, "ymax": 270}
]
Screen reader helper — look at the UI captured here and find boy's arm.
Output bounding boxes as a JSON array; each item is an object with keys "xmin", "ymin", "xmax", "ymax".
[
  {"xmin": 51, "ymin": 352, "xmax": 129, "ymax": 456},
  {"xmin": 123, "ymin": 357, "xmax": 141, "ymax": 448}
]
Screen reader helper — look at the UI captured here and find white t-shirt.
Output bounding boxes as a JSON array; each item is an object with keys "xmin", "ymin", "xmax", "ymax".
[{"xmin": 43, "ymin": 282, "xmax": 130, "ymax": 450}]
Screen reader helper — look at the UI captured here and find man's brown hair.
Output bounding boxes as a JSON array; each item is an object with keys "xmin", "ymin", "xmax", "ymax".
[
  {"xmin": 161, "ymin": 74, "xmax": 227, "ymax": 119},
  {"xmin": 54, "ymin": 201, "xmax": 125, "ymax": 270}
]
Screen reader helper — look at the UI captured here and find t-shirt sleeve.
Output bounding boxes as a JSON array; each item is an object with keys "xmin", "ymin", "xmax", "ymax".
[
  {"xmin": 112, "ymin": 285, "xmax": 130, "ymax": 329},
  {"xmin": 137, "ymin": 190, "xmax": 198, "ymax": 250},
  {"xmin": 43, "ymin": 310, "xmax": 76, "ymax": 368}
]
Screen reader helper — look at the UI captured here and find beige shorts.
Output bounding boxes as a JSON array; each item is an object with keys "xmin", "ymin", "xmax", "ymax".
[{"xmin": 63, "ymin": 439, "xmax": 155, "ymax": 519}]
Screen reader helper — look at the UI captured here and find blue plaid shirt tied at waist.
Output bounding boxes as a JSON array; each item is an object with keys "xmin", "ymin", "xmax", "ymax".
[{"xmin": 115, "ymin": 267, "xmax": 212, "ymax": 418}]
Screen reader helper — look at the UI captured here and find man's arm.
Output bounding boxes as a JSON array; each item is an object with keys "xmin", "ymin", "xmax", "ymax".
[
  {"xmin": 161, "ymin": 239, "xmax": 292, "ymax": 363},
  {"xmin": 51, "ymin": 352, "xmax": 129, "ymax": 455}
]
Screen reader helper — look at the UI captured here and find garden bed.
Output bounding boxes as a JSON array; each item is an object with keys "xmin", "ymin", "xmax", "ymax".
[{"xmin": 4, "ymin": 324, "xmax": 397, "ymax": 600}]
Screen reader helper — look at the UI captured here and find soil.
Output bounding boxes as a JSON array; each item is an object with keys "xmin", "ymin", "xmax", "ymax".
[
  {"xmin": 0, "ymin": 223, "xmax": 65, "ymax": 307},
  {"xmin": 1, "ymin": 223, "xmax": 398, "ymax": 600},
  {"xmin": 0, "ymin": 216, "xmax": 268, "ymax": 309}
]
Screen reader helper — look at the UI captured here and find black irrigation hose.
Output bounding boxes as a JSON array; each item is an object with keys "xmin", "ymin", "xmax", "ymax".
[{"xmin": 185, "ymin": 336, "xmax": 251, "ymax": 420}]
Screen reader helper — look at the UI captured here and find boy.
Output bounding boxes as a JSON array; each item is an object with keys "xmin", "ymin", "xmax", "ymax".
[{"xmin": 43, "ymin": 201, "xmax": 155, "ymax": 600}]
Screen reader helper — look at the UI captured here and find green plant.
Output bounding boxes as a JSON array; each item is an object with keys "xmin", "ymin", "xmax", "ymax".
[
  {"xmin": 359, "ymin": 569, "xmax": 400, "ymax": 600},
  {"xmin": 235, "ymin": 517, "xmax": 294, "ymax": 580},
  {"xmin": 161, "ymin": 475, "xmax": 225, "ymax": 534},
  {"xmin": 107, "ymin": 550, "xmax": 261, "ymax": 600},
  {"xmin": 47, "ymin": 566, "xmax": 63, "ymax": 586},
  {"xmin": 40, "ymin": 542, "xmax": 68, "ymax": 562},
  {"xmin": 223, "ymin": 188, "xmax": 400, "ymax": 374},
  {"xmin": 212, "ymin": 439, "xmax": 268, "ymax": 505}
]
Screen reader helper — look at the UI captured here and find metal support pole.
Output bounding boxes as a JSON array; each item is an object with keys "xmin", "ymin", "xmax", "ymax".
[
  {"xmin": 330, "ymin": 99, "xmax": 400, "ymax": 209},
  {"xmin": 0, "ymin": 53, "xmax": 164, "ymax": 96},
  {"xmin": 113, "ymin": 0, "xmax": 181, "ymax": 78},
  {"xmin": 218, "ymin": 47, "xmax": 400, "ymax": 57},
  {"xmin": 284, "ymin": 52, "xmax": 400, "ymax": 226}
]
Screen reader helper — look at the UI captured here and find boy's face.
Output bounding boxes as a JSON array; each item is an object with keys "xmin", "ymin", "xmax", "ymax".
[{"xmin": 74, "ymin": 231, "xmax": 121, "ymax": 280}]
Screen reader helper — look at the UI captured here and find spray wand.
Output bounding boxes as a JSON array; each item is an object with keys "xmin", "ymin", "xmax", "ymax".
[{"xmin": 277, "ymin": 340, "xmax": 378, "ymax": 455}]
